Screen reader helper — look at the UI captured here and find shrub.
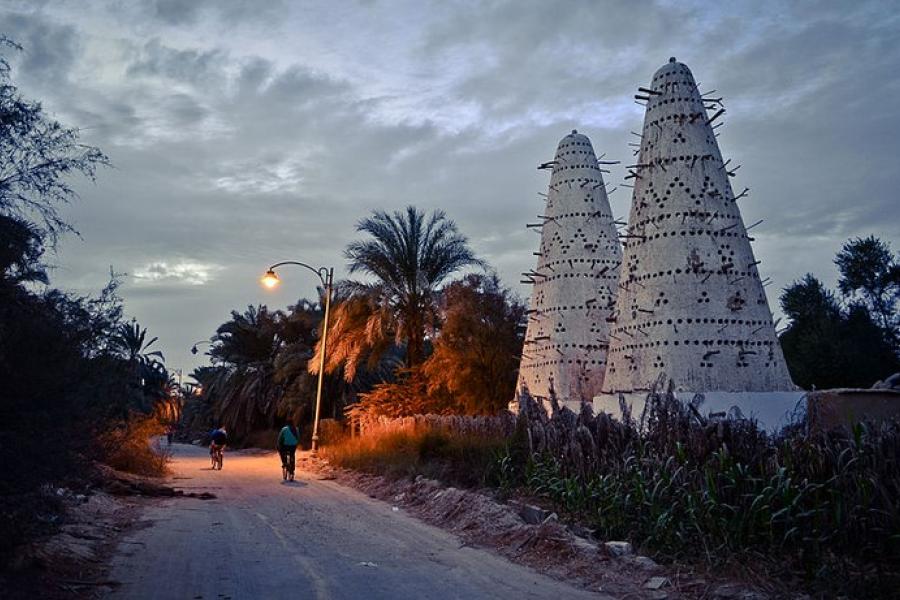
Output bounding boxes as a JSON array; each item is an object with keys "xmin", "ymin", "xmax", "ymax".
[
  {"xmin": 317, "ymin": 419, "xmax": 346, "ymax": 446},
  {"xmin": 96, "ymin": 414, "xmax": 170, "ymax": 477},
  {"xmin": 322, "ymin": 422, "xmax": 507, "ymax": 488}
]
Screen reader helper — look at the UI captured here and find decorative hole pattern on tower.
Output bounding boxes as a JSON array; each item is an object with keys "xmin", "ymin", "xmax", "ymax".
[
  {"xmin": 517, "ymin": 131, "xmax": 622, "ymax": 403},
  {"xmin": 602, "ymin": 60, "xmax": 794, "ymax": 394}
]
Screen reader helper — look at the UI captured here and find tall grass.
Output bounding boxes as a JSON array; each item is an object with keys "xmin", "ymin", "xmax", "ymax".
[
  {"xmin": 331, "ymin": 391, "xmax": 900, "ymax": 595},
  {"xmin": 322, "ymin": 424, "xmax": 507, "ymax": 488},
  {"xmin": 506, "ymin": 391, "xmax": 900, "ymax": 596}
]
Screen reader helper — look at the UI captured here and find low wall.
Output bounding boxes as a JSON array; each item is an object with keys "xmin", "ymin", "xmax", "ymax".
[
  {"xmin": 807, "ymin": 389, "xmax": 900, "ymax": 431},
  {"xmin": 357, "ymin": 413, "xmax": 516, "ymax": 438},
  {"xmin": 591, "ymin": 390, "xmax": 806, "ymax": 432}
]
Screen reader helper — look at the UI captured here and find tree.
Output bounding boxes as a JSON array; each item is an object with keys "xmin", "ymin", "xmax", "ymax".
[
  {"xmin": 780, "ymin": 274, "xmax": 899, "ymax": 389},
  {"xmin": 0, "ymin": 215, "xmax": 46, "ymax": 286},
  {"xmin": 0, "ymin": 37, "xmax": 109, "ymax": 244},
  {"xmin": 108, "ymin": 320, "xmax": 182, "ymax": 415},
  {"xmin": 205, "ymin": 305, "xmax": 283, "ymax": 438},
  {"xmin": 141, "ymin": 360, "xmax": 180, "ymax": 418},
  {"xmin": 193, "ymin": 298, "xmax": 377, "ymax": 443},
  {"xmin": 179, "ymin": 366, "xmax": 220, "ymax": 438},
  {"xmin": 334, "ymin": 206, "xmax": 482, "ymax": 372},
  {"xmin": 423, "ymin": 274, "xmax": 525, "ymax": 414},
  {"xmin": 0, "ymin": 38, "xmax": 151, "ymax": 562},
  {"xmin": 312, "ymin": 288, "xmax": 400, "ymax": 382},
  {"xmin": 779, "ymin": 275, "xmax": 846, "ymax": 389},
  {"xmin": 113, "ymin": 321, "xmax": 165, "ymax": 366},
  {"xmin": 273, "ymin": 300, "xmax": 325, "ymax": 424},
  {"xmin": 834, "ymin": 236, "xmax": 900, "ymax": 340},
  {"xmin": 346, "ymin": 366, "xmax": 458, "ymax": 424},
  {"xmin": 840, "ymin": 302, "xmax": 899, "ymax": 385}
]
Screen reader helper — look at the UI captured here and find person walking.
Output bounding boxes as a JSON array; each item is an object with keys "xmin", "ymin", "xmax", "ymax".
[{"xmin": 276, "ymin": 422, "xmax": 300, "ymax": 481}]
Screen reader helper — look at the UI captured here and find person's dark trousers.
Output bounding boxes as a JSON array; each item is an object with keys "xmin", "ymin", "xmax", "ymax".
[{"xmin": 279, "ymin": 445, "xmax": 298, "ymax": 473}]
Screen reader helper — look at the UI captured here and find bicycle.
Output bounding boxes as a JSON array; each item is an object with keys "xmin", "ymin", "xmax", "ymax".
[
  {"xmin": 280, "ymin": 446, "xmax": 296, "ymax": 481},
  {"xmin": 210, "ymin": 444, "xmax": 224, "ymax": 470}
]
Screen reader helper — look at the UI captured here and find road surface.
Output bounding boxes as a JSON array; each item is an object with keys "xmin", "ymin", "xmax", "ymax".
[{"xmin": 106, "ymin": 444, "xmax": 604, "ymax": 600}]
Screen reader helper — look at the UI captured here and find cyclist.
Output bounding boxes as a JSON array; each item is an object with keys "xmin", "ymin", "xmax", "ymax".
[
  {"xmin": 209, "ymin": 426, "xmax": 228, "ymax": 469},
  {"xmin": 276, "ymin": 421, "xmax": 300, "ymax": 481}
]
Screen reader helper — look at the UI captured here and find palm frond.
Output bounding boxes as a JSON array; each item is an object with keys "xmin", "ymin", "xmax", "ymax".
[{"xmin": 340, "ymin": 205, "xmax": 482, "ymax": 369}]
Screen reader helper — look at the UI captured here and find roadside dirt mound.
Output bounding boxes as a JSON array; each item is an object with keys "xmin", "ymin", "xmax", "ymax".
[
  {"xmin": 329, "ymin": 468, "xmax": 668, "ymax": 599},
  {"xmin": 307, "ymin": 457, "xmax": 775, "ymax": 600},
  {"xmin": 2, "ymin": 462, "xmax": 216, "ymax": 599},
  {"xmin": 95, "ymin": 463, "xmax": 216, "ymax": 499},
  {"xmin": 1, "ymin": 487, "xmax": 140, "ymax": 600}
]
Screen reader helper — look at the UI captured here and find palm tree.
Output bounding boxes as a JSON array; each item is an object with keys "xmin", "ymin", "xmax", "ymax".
[
  {"xmin": 320, "ymin": 206, "xmax": 482, "ymax": 378},
  {"xmin": 113, "ymin": 321, "xmax": 165, "ymax": 366},
  {"xmin": 205, "ymin": 305, "xmax": 283, "ymax": 437},
  {"xmin": 142, "ymin": 361, "xmax": 181, "ymax": 418}
]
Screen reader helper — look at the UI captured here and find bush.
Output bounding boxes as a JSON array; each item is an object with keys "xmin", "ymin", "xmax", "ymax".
[
  {"xmin": 322, "ymin": 423, "xmax": 507, "ymax": 488},
  {"xmin": 96, "ymin": 414, "xmax": 170, "ymax": 477},
  {"xmin": 317, "ymin": 419, "xmax": 346, "ymax": 446}
]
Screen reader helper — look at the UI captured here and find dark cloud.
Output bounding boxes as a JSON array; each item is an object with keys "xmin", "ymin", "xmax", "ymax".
[
  {"xmin": 126, "ymin": 38, "xmax": 227, "ymax": 84},
  {"xmin": 1, "ymin": 0, "xmax": 898, "ymax": 375},
  {"xmin": 140, "ymin": 0, "xmax": 287, "ymax": 27},
  {"xmin": 3, "ymin": 11, "xmax": 80, "ymax": 87}
]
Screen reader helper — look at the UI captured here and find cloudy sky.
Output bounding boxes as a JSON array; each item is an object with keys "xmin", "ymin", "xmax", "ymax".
[{"xmin": 3, "ymin": 0, "xmax": 899, "ymax": 377}]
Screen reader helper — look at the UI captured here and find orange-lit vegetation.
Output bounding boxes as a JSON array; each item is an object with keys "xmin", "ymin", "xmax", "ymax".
[
  {"xmin": 324, "ymin": 207, "xmax": 484, "ymax": 371},
  {"xmin": 190, "ymin": 211, "xmax": 525, "ymax": 445},
  {"xmin": 322, "ymin": 421, "xmax": 509, "ymax": 488},
  {"xmin": 423, "ymin": 274, "xmax": 525, "ymax": 415},
  {"xmin": 97, "ymin": 415, "xmax": 171, "ymax": 477},
  {"xmin": 338, "ymin": 274, "xmax": 526, "ymax": 425}
]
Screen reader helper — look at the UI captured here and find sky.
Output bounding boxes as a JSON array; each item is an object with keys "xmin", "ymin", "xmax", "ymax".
[{"xmin": 3, "ymin": 0, "xmax": 899, "ymax": 379}]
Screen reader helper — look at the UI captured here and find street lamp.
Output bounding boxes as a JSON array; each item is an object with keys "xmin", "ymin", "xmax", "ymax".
[
  {"xmin": 261, "ymin": 269, "xmax": 280, "ymax": 289},
  {"xmin": 261, "ymin": 260, "xmax": 334, "ymax": 455},
  {"xmin": 190, "ymin": 340, "xmax": 212, "ymax": 355}
]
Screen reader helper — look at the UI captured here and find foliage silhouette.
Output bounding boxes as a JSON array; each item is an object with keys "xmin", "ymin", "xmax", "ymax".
[
  {"xmin": 780, "ymin": 247, "xmax": 899, "ymax": 389},
  {"xmin": 834, "ymin": 236, "xmax": 900, "ymax": 341}
]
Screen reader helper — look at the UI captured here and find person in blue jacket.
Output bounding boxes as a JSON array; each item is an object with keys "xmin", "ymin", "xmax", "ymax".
[
  {"xmin": 276, "ymin": 421, "xmax": 300, "ymax": 481},
  {"xmin": 208, "ymin": 426, "xmax": 227, "ymax": 469}
]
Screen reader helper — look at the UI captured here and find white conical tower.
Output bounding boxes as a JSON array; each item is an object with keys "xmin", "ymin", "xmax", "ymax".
[
  {"xmin": 600, "ymin": 59, "xmax": 795, "ymax": 421},
  {"xmin": 516, "ymin": 130, "xmax": 622, "ymax": 408}
]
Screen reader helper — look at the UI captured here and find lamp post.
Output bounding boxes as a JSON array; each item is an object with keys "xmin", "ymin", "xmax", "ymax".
[
  {"xmin": 190, "ymin": 340, "xmax": 212, "ymax": 355},
  {"xmin": 261, "ymin": 261, "xmax": 334, "ymax": 455}
]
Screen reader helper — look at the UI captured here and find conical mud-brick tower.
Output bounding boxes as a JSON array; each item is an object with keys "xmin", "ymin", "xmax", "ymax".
[
  {"xmin": 516, "ymin": 130, "xmax": 622, "ymax": 408},
  {"xmin": 601, "ymin": 59, "xmax": 795, "ymax": 413}
]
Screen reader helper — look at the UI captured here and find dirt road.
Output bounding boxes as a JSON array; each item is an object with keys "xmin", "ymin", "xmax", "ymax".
[{"xmin": 105, "ymin": 444, "xmax": 605, "ymax": 599}]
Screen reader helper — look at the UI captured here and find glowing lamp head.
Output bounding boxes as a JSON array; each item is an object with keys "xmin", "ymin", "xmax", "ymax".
[{"xmin": 262, "ymin": 269, "xmax": 280, "ymax": 289}]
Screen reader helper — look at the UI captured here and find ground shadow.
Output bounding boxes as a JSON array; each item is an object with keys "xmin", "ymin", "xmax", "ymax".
[{"xmin": 280, "ymin": 480, "xmax": 307, "ymax": 488}]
